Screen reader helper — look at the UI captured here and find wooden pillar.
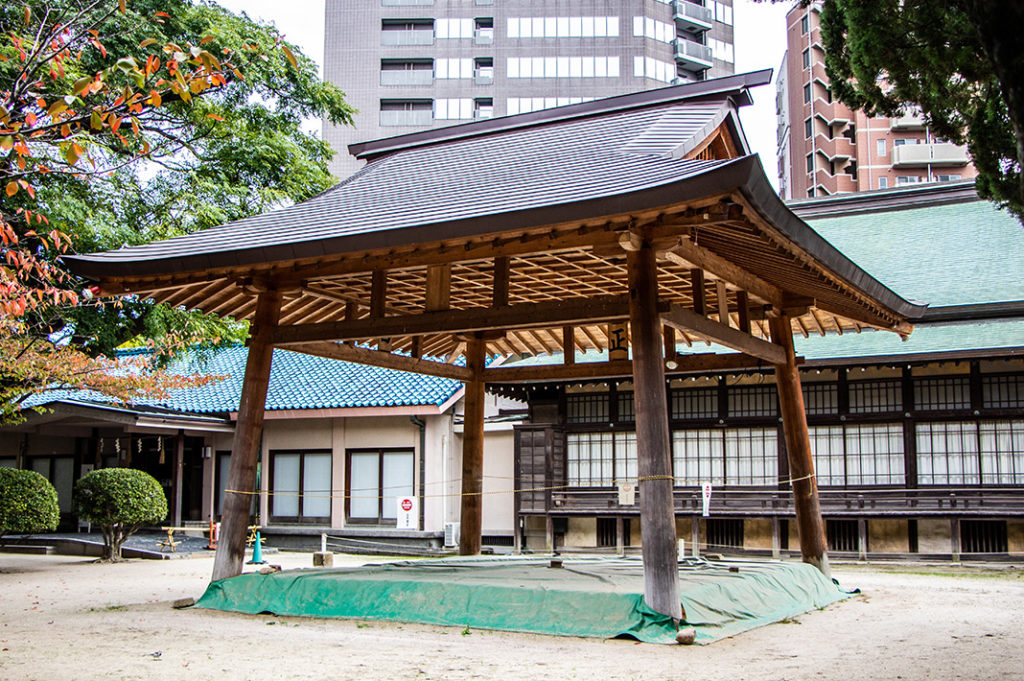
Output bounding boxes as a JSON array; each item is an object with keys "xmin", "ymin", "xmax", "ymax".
[
  {"xmin": 691, "ymin": 517, "xmax": 700, "ymax": 558},
  {"xmin": 458, "ymin": 333, "xmax": 486, "ymax": 555},
  {"xmin": 950, "ymin": 518, "xmax": 961, "ymax": 563},
  {"xmin": 627, "ymin": 243, "xmax": 681, "ymax": 620},
  {"xmin": 857, "ymin": 518, "xmax": 868, "ymax": 562},
  {"xmin": 212, "ymin": 289, "xmax": 282, "ymax": 581},
  {"xmin": 771, "ymin": 517, "xmax": 781, "ymax": 559},
  {"xmin": 769, "ymin": 315, "xmax": 830, "ymax": 577},
  {"xmin": 616, "ymin": 516, "xmax": 625, "ymax": 556},
  {"xmin": 172, "ymin": 431, "xmax": 185, "ymax": 527}
]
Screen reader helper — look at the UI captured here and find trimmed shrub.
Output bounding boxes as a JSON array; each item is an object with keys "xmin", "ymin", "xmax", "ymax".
[
  {"xmin": 0, "ymin": 468, "xmax": 60, "ymax": 537},
  {"xmin": 73, "ymin": 468, "xmax": 168, "ymax": 561}
]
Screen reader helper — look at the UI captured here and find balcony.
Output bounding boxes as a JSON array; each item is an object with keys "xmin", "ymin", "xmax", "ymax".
[
  {"xmin": 382, "ymin": 0, "xmax": 433, "ymax": 5},
  {"xmin": 673, "ymin": 37, "xmax": 713, "ymax": 71},
  {"xmin": 891, "ymin": 142, "xmax": 970, "ymax": 168},
  {"xmin": 890, "ymin": 112, "xmax": 926, "ymax": 131},
  {"xmin": 380, "ymin": 70, "xmax": 433, "ymax": 86},
  {"xmin": 474, "ymin": 68, "xmax": 494, "ymax": 85},
  {"xmin": 474, "ymin": 27, "xmax": 494, "ymax": 45},
  {"xmin": 673, "ymin": 0, "xmax": 713, "ymax": 32},
  {"xmin": 814, "ymin": 134, "xmax": 855, "ymax": 162},
  {"xmin": 381, "ymin": 30, "xmax": 434, "ymax": 46},
  {"xmin": 379, "ymin": 109, "xmax": 434, "ymax": 127},
  {"xmin": 812, "ymin": 98, "xmax": 852, "ymax": 129}
]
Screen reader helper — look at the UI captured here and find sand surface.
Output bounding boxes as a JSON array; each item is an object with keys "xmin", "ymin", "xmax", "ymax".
[{"xmin": 1, "ymin": 551, "xmax": 1022, "ymax": 680}]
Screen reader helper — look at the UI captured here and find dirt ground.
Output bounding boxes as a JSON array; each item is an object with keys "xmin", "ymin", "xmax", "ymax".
[{"xmin": 1, "ymin": 550, "xmax": 1022, "ymax": 681}]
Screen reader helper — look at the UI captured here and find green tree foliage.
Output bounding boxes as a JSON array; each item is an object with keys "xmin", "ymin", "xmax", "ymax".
[
  {"xmin": 816, "ymin": 0, "xmax": 1024, "ymax": 222},
  {"xmin": 0, "ymin": 1, "xmax": 353, "ymax": 420},
  {"xmin": 73, "ymin": 467, "xmax": 167, "ymax": 560},
  {"xmin": 0, "ymin": 467, "xmax": 60, "ymax": 537}
]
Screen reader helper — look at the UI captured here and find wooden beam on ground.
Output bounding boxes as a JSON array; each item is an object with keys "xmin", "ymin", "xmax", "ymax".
[
  {"xmin": 459, "ymin": 334, "xmax": 487, "ymax": 556},
  {"xmin": 769, "ymin": 315, "xmax": 830, "ymax": 577},
  {"xmin": 666, "ymin": 238, "xmax": 785, "ymax": 309},
  {"xmin": 271, "ymin": 295, "xmax": 637, "ymax": 345},
  {"xmin": 287, "ymin": 341, "xmax": 472, "ymax": 381},
  {"xmin": 661, "ymin": 304, "xmax": 786, "ymax": 364},
  {"xmin": 212, "ymin": 289, "xmax": 282, "ymax": 582},
  {"xmin": 484, "ymin": 353, "xmax": 777, "ymax": 383},
  {"xmin": 627, "ymin": 241, "xmax": 681, "ymax": 620}
]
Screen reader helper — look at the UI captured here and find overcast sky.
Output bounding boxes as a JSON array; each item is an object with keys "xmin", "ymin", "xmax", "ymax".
[{"xmin": 213, "ymin": 0, "xmax": 792, "ymax": 188}]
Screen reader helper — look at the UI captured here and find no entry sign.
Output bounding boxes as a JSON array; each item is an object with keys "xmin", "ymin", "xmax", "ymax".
[{"xmin": 396, "ymin": 496, "xmax": 418, "ymax": 530}]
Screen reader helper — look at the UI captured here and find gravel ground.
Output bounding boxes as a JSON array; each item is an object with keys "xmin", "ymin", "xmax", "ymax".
[{"xmin": 1, "ymin": 552, "xmax": 1022, "ymax": 681}]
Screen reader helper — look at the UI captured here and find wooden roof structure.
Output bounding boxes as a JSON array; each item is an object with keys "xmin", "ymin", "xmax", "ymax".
[{"xmin": 66, "ymin": 70, "xmax": 923, "ymax": 614}]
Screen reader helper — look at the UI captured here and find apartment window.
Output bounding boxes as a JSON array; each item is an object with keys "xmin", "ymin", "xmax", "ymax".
[
  {"xmin": 879, "ymin": 177, "xmax": 888, "ymax": 189},
  {"xmin": 633, "ymin": 56, "xmax": 676, "ymax": 83},
  {"xmin": 380, "ymin": 59, "xmax": 433, "ymax": 86},
  {"xmin": 809, "ymin": 424, "xmax": 905, "ymax": 486},
  {"xmin": 894, "ymin": 138, "xmax": 918, "ymax": 146},
  {"xmin": 877, "ymin": 139, "xmax": 887, "ymax": 157},
  {"xmin": 801, "ymin": 48, "xmax": 810, "ymax": 69},
  {"xmin": 270, "ymin": 450, "xmax": 331, "ymax": 523},
  {"xmin": 381, "ymin": 19, "xmax": 434, "ymax": 46},
  {"xmin": 800, "ymin": 14, "xmax": 809, "ymax": 33},
  {"xmin": 436, "ymin": 17, "xmax": 473, "ymax": 39},
  {"xmin": 347, "ymin": 448, "xmax": 413, "ymax": 523},
  {"xmin": 936, "ymin": 174, "xmax": 962, "ymax": 182},
  {"xmin": 474, "ymin": 57, "xmax": 494, "ymax": 83},
  {"xmin": 806, "ymin": 153, "xmax": 814, "ymax": 173},
  {"xmin": 474, "ymin": 18, "xmax": 494, "ymax": 43},
  {"xmin": 507, "ymin": 56, "xmax": 619, "ymax": 79},
  {"xmin": 710, "ymin": 1, "xmax": 734, "ymax": 26},
  {"xmin": 510, "ymin": 15, "xmax": 618, "ymax": 38},
  {"xmin": 435, "ymin": 98, "xmax": 473, "ymax": 120},
  {"xmin": 803, "ymin": 83, "xmax": 811, "ymax": 103},
  {"xmin": 506, "ymin": 96, "xmax": 595, "ymax": 115},
  {"xmin": 566, "ymin": 432, "xmax": 636, "ymax": 487},
  {"xmin": 672, "ymin": 428, "xmax": 778, "ymax": 487},
  {"xmin": 804, "ymin": 118, "xmax": 813, "ymax": 139},
  {"xmin": 708, "ymin": 38, "xmax": 734, "ymax": 63},
  {"xmin": 379, "ymin": 99, "xmax": 432, "ymax": 126},
  {"xmin": 474, "ymin": 98, "xmax": 493, "ymax": 119},
  {"xmin": 897, "ymin": 175, "xmax": 923, "ymax": 185},
  {"xmin": 633, "ymin": 16, "xmax": 674, "ymax": 44},
  {"xmin": 435, "ymin": 58, "xmax": 472, "ymax": 79}
]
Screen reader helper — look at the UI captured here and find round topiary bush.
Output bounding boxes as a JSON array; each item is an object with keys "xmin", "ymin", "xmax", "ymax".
[
  {"xmin": 0, "ymin": 468, "xmax": 60, "ymax": 538},
  {"xmin": 73, "ymin": 468, "xmax": 168, "ymax": 561}
]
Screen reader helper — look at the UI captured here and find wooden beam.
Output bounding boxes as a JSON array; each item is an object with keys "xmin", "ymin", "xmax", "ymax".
[
  {"xmin": 716, "ymin": 280, "xmax": 730, "ymax": 326},
  {"xmin": 287, "ymin": 341, "xmax": 472, "ymax": 381},
  {"xmin": 212, "ymin": 289, "xmax": 282, "ymax": 581},
  {"xmin": 459, "ymin": 334, "xmax": 486, "ymax": 556},
  {"xmin": 370, "ymin": 270, "xmax": 387, "ymax": 318},
  {"xmin": 425, "ymin": 264, "xmax": 451, "ymax": 312},
  {"xmin": 272, "ymin": 295, "xmax": 638, "ymax": 345},
  {"xmin": 562, "ymin": 326, "xmax": 576, "ymax": 364},
  {"xmin": 736, "ymin": 290, "xmax": 751, "ymax": 334},
  {"xmin": 484, "ymin": 353, "xmax": 780, "ymax": 383},
  {"xmin": 769, "ymin": 315, "xmax": 830, "ymax": 577},
  {"xmin": 492, "ymin": 256, "xmax": 510, "ymax": 308},
  {"xmin": 666, "ymin": 238, "xmax": 785, "ymax": 309},
  {"xmin": 690, "ymin": 268, "xmax": 706, "ymax": 316},
  {"xmin": 627, "ymin": 242, "xmax": 681, "ymax": 620},
  {"xmin": 661, "ymin": 304, "xmax": 786, "ymax": 364}
]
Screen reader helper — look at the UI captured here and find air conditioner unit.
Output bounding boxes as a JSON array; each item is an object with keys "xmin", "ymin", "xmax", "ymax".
[{"xmin": 444, "ymin": 522, "xmax": 460, "ymax": 548}]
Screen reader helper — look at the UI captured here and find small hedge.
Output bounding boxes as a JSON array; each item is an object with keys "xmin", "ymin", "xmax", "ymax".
[
  {"xmin": 0, "ymin": 468, "xmax": 60, "ymax": 537},
  {"xmin": 74, "ymin": 468, "xmax": 168, "ymax": 561}
]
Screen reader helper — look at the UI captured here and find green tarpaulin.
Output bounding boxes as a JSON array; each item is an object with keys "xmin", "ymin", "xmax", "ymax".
[{"xmin": 196, "ymin": 556, "xmax": 851, "ymax": 644}]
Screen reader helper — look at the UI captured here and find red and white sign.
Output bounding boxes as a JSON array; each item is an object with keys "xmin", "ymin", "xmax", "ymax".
[
  {"xmin": 396, "ymin": 496, "xmax": 418, "ymax": 530},
  {"xmin": 701, "ymin": 483, "xmax": 713, "ymax": 517}
]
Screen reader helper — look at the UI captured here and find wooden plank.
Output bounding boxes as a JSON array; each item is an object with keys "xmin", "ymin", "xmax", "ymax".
[
  {"xmin": 425, "ymin": 264, "xmax": 451, "ymax": 311},
  {"xmin": 212, "ymin": 289, "xmax": 282, "ymax": 581},
  {"xmin": 287, "ymin": 341, "xmax": 472, "ymax": 381},
  {"xmin": 666, "ymin": 238, "xmax": 785, "ymax": 309},
  {"xmin": 484, "ymin": 353, "xmax": 776, "ymax": 383},
  {"xmin": 769, "ymin": 315, "xmax": 830, "ymax": 577},
  {"xmin": 662, "ymin": 304, "xmax": 786, "ymax": 364},
  {"xmin": 272, "ymin": 295, "xmax": 638, "ymax": 345},
  {"xmin": 627, "ymin": 243, "xmax": 681, "ymax": 620},
  {"xmin": 459, "ymin": 335, "xmax": 487, "ymax": 556}
]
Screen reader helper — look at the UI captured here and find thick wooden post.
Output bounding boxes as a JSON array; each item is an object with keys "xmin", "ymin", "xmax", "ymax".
[
  {"xmin": 769, "ymin": 315, "xmax": 830, "ymax": 576},
  {"xmin": 458, "ymin": 334, "xmax": 486, "ymax": 555},
  {"xmin": 212, "ymin": 289, "xmax": 282, "ymax": 581},
  {"xmin": 172, "ymin": 431, "xmax": 185, "ymax": 527},
  {"xmin": 627, "ymin": 244, "xmax": 681, "ymax": 620}
]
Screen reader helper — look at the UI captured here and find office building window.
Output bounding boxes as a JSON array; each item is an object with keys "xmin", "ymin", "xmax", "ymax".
[
  {"xmin": 566, "ymin": 432, "xmax": 636, "ymax": 487},
  {"xmin": 633, "ymin": 56, "xmax": 676, "ymax": 83},
  {"xmin": 633, "ymin": 16, "xmax": 674, "ymax": 44},
  {"xmin": 506, "ymin": 96, "xmax": 595, "ymax": 114},
  {"xmin": 270, "ymin": 450, "xmax": 332, "ymax": 522},
  {"xmin": 347, "ymin": 448, "xmax": 414, "ymax": 523},
  {"xmin": 507, "ymin": 56, "xmax": 619, "ymax": 79},
  {"xmin": 436, "ymin": 17, "xmax": 473, "ymax": 39},
  {"xmin": 435, "ymin": 98, "xmax": 473, "ymax": 120},
  {"xmin": 509, "ymin": 16, "xmax": 618, "ymax": 38},
  {"xmin": 435, "ymin": 58, "xmax": 472, "ymax": 79}
]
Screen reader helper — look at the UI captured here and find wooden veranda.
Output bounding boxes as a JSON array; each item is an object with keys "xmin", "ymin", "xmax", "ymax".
[{"xmin": 66, "ymin": 72, "xmax": 923, "ymax": 620}]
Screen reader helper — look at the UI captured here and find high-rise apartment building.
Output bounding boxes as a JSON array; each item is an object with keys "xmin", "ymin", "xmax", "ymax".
[
  {"xmin": 324, "ymin": 0, "xmax": 735, "ymax": 177},
  {"xmin": 776, "ymin": 3, "xmax": 976, "ymax": 199}
]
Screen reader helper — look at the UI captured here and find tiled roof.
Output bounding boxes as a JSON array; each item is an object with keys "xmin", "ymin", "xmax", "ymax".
[{"xmin": 22, "ymin": 346, "xmax": 463, "ymax": 415}]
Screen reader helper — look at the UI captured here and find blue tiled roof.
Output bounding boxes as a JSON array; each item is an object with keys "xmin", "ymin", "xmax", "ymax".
[{"xmin": 22, "ymin": 346, "xmax": 463, "ymax": 415}]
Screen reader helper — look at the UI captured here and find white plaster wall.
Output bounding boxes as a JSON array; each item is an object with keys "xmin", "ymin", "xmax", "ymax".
[
  {"xmin": 482, "ymin": 430, "xmax": 515, "ymax": 535},
  {"xmin": 423, "ymin": 413, "xmax": 456, "ymax": 532}
]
